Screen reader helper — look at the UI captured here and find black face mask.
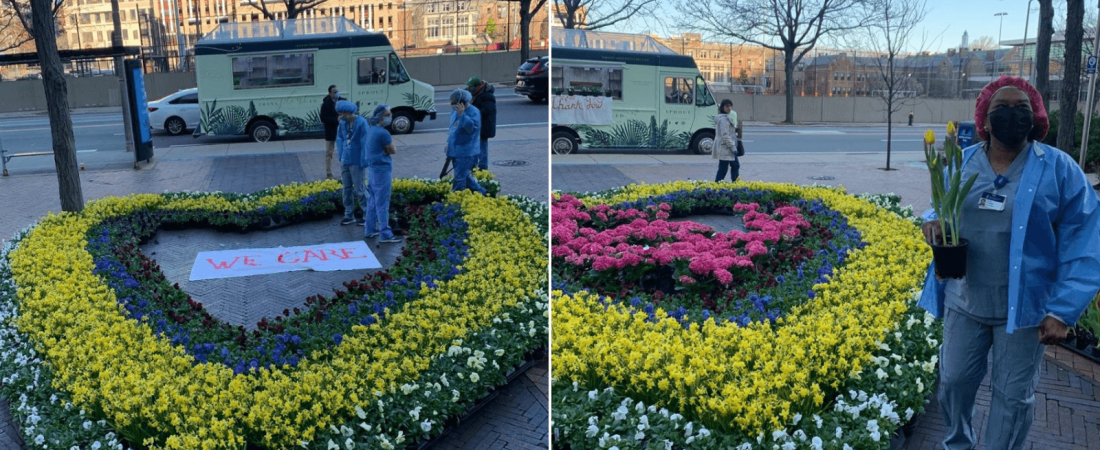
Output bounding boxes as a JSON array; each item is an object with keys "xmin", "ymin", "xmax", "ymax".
[{"xmin": 988, "ymin": 105, "xmax": 1033, "ymax": 148}]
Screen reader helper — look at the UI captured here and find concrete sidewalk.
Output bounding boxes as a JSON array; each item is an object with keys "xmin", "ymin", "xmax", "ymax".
[
  {"xmin": 0, "ymin": 129, "xmax": 549, "ymax": 450},
  {"xmin": 551, "ymin": 153, "xmax": 1100, "ymax": 450}
]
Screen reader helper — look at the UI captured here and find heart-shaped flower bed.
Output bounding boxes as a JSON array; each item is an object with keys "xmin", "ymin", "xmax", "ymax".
[
  {"xmin": 0, "ymin": 175, "xmax": 549, "ymax": 450},
  {"xmin": 551, "ymin": 181, "xmax": 942, "ymax": 449}
]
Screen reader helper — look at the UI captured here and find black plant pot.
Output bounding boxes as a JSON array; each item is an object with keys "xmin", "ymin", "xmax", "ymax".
[
  {"xmin": 931, "ymin": 238, "xmax": 969, "ymax": 279},
  {"xmin": 1077, "ymin": 332, "xmax": 1099, "ymax": 351}
]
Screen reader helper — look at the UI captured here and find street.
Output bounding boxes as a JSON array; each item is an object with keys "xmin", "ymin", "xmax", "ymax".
[{"xmin": 0, "ymin": 87, "xmax": 545, "ymax": 156}]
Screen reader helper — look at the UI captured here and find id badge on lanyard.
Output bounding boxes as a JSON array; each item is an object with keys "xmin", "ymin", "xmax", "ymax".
[{"xmin": 978, "ymin": 174, "xmax": 1009, "ymax": 212}]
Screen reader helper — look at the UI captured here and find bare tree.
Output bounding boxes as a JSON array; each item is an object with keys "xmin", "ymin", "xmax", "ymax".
[
  {"xmin": 678, "ymin": 0, "xmax": 873, "ymax": 124},
  {"xmin": 0, "ymin": 0, "xmax": 63, "ymax": 53},
  {"xmin": 969, "ymin": 35, "xmax": 997, "ymax": 50},
  {"xmin": 856, "ymin": 0, "xmax": 928, "ymax": 170},
  {"xmin": 248, "ymin": 0, "xmax": 330, "ymax": 20},
  {"xmin": 553, "ymin": 0, "xmax": 657, "ymax": 30},
  {"xmin": 28, "ymin": 0, "xmax": 83, "ymax": 211},
  {"xmin": 1057, "ymin": 0, "xmax": 1083, "ymax": 152},
  {"xmin": 512, "ymin": 0, "xmax": 547, "ymax": 62},
  {"xmin": 1036, "ymin": 0, "xmax": 1055, "ymax": 107}
]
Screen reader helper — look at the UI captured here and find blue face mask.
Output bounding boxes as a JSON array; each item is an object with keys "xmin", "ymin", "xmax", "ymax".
[
  {"xmin": 333, "ymin": 91, "xmax": 339, "ymax": 98},
  {"xmin": 382, "ymin": 116, "xmax": 392, "ymax": 127}
]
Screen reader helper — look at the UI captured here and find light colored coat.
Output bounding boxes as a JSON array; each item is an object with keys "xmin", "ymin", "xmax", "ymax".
[{"xmin": 713, "ymin": 111, "xmax": 738, "ymax": 161}]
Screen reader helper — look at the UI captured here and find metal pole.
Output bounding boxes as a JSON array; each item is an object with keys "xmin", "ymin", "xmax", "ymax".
[
  {"xmin": 995, "ymin": 12, "xmax": 1007, "ymax": 78},
  {"xmin": 1023, "ymin": 0, "xmax": 1034, "ymax": 79},
  {"xmin": 1079, "ymin": 0, "xmax": 1100, "ymax": 167},
  {"xmin": 111, "ymin": 0, "xmax": 136, "ymax": 154}
]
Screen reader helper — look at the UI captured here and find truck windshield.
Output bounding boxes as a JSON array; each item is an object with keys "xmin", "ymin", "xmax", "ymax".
[
  {"xmin": 389, "ymin": 53, "xmax": 410, "ymax": 84},
  {"xmin": 696, "ymin": 76, "xmax": 715, "ymax": 107}
]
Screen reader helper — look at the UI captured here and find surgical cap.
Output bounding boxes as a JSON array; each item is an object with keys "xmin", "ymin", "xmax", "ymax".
[
  {"xmin": 975, "ymin": 76, "xmax": 1049, "ymax": 142},
  {"xmin": 449, "ymin": 89, "xmax": 472, "ymax": 105},
  {"xmin": 335, "ymin": 100, "xmax": 358, "ymax": 114},
  {"xmin": 368, "ymin": 104, "xmax": 390, "ymax": 125}
]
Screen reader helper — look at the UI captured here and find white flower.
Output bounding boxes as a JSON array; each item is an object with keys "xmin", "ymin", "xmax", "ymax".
[
  {"xmin": 635, "ymin": 431, "xmax": 645, "ymax": 440},
  {"xmin": 421, "ymin": 420, "xmax": 432, "ymax": 432},
  {"xmin": 876, "ymin": 368, "xmax": 888, "ymax": 380},
  {"xmin": 684, "ymin": 422, "xmax": 693, "ymax": 437},
  {"xmin": 344, "ymin": 438, "xmax": 355, "ymax": 449},
  {"xmin": 91, "ymin": 442, "xmax": 102, "ymax": 450},
  {"xmin": 586, "ymin": 425, "xmax": 599, "ymax": 438},
  {"xmin": 410, "ymin": 406, "xmax": 421, "ymax": 421},
  {"xmin": 811, "ymin": 437, "xmax": 823, "ymax": 450},
  {"xmin": 83, "ymin": 420, "xmax": 92, "ymax": 430},
  {"xmin": 792, "ymin": 413, "xmax": 802, "ymax": 424},
  {"xmin": 355, "ymin": 406, "xmax": 367, "ymax": 419},
  {"xmin": 327, "ymin": 439, "xmax": 339, "ymax": 450},
  {"xmin": 359, "ymin": 423, "xmax": 372, "ymax": 433},
  {"xmin": 844, "ymin": 444, "xmax": 853, "ymax": 450},
  {"xmin": 870, "ymin": 430, "xmax": 881, "ymax": 441},
  {"xmin": 793, "ymin": 429, "xmax": 807, "ymax": 441},
  {"xmin": 495, "ymin": 349, "xmax": 505, "ymax": 357},
  {"xmin": 469, "ymin": 372, "xmax": 480, "ymax": 383},
  {"xmin": 895, "ymin": 364, "xmax": 904, "ymax": 376},
  {"xmin": 835, "ymin": 427, "xmax": 842, "ymax": 438},
  {"xmin": 781, "ymin": 442, "xmax": 795, "ymax": 450},
  {"xmin": 34, "ymin": 435, "xmax": 43, "ymax": 445}
]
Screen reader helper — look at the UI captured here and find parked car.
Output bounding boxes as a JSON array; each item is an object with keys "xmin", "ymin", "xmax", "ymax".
[
  {"xmin": 515, "ymin": 55, "xmax": 548, "ymax": 102},
  {"xmin": 147, "ymin": 88, "xmax": 200, "ymax": 135}
]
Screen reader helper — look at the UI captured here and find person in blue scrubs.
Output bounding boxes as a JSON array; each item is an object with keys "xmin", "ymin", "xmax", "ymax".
[
  {"xmin": 446, "ymin": 89, "xmax": 487, "ymax": 195},
  {"xmin": 919, "ymin": 76, "xmax": 1100, "ymax": 450},
  {"xmin": 362, "ymin": 104, "xmax": 402, "ymax": 243},
  {"xmin": 335, "ymin": 100, "xmax": 368, "ymax": 226}
]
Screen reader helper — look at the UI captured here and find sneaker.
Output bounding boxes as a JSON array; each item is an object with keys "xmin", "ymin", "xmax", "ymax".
[
  {"xmin": 340, "ymin": 217, "xmax": 356, "ymax": 225},
  {"xmin": 356, "ymin": 219, "xmax": 366, "ymax": 225},
  {"xmin": 379, "ymin": 236, "xmax": 404, "ymax": 243},
  {"xmin": 364, "ymin": 232, "xmax": 380, "ymax": 238}
]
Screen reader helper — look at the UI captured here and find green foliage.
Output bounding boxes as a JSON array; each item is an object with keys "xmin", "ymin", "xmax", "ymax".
[
  {"xmin": 924, "ymin": 128, "xmax": 977, "ymax": 246},
  {"xmin": 200, "ymin": 99, "xmax": 252, "ymax": 136},
  {"xmin": 576, "ymin": 116, "xmax": 692, "ymax": 150},
  {"xmin": 271, "ymin": 110, "xmax": 323, "ymax": 134},
  {"xmin": 1044, "ymin": 109, "xmax": 1100, "ymax": 172},
  {"xmin": 1079, "ymin": 292, "xmax": 1100, "ymax": 341},
  {"xmin": 403, "ymin": 92, "xmax": 435, "ymax": 111},
  {"xmin": 737, "ymin": 68, "xmax": 750, "ymax": 86}
]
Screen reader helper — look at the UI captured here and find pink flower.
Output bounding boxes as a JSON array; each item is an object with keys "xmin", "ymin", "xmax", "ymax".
[{"xmin": 679, "ymin": 275, "xmax": 696, "ymax": 285}]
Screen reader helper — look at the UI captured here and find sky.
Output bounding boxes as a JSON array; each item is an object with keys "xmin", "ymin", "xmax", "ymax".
[{"xmin": 594, "ymin": 0, "xmax": 1072, "ymax": 54}]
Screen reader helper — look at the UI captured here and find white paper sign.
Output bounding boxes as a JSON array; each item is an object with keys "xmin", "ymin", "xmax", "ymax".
[
  {"xmin": 552, "ymin": 95, "xmax": 614, "ymax": 125},
  {"xmin": 189, "ymin": 241, "xmax": 382, "ymax": 281}
]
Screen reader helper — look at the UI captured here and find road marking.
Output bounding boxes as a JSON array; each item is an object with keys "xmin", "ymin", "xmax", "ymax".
[
  {"xmin": 77, "ymin": 149, "xmax": 97, "ymax": 153},
  {"xmin": 418, "ymin": 122, "xmax": 547, "ymax": 132},
  {"xmin": 882, "ymin": 139, "xmax": 925, "ymax": 142},
  {"xmin": 170, "ymin": 144, "xmax": 202, "ymax": 148},
  {"xmin": 790, "ymin": 130, "xmax": 845, "ymax": 134}
]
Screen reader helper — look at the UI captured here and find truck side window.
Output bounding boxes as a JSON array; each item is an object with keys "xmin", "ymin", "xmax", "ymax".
[
  {"xmin": 388, "ymin": 53, "xmax": 410, "ymax": 84},
  {"xmin": 357, "ymin": 56, "xmax": 387, "ymax": 85},
  {"xmin": 695, "ymin": 76, "xmax": 715, "ymax": 107},
  {"xmin": 232, "ymin": 52, "xmax": 314, "ymax": 89},
  {"xmin": 665, "ymin": 77, "xmax": 693, "ymax": 105}
]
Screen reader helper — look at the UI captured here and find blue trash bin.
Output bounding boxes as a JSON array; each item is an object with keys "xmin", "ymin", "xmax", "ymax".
[{"xmin": 957, "ymin": 121, "xmax": 976, "ymax": 148}]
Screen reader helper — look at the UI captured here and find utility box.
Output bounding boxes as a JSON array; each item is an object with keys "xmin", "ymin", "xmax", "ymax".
[{"xmin": 957, "ymin": 121, "xmax": 976, "ymax": 148}]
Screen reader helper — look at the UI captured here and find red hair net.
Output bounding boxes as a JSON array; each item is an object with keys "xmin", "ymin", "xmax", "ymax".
[{"xmin": 975, "ymin": 76, "xmax": 1049, "ymax": 142}]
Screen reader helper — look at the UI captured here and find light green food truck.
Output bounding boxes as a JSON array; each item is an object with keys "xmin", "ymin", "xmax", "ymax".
[
  {"xmin": 194, "ymin": 17, "xmax": 436, "ymax": 142},
  {"xmin": 550, "ymin": 28, "xmax": 717, "ymax": 154}
]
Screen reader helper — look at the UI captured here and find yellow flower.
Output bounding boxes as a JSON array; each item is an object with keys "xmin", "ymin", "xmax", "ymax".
[
  {"xmin": 947, "ymin": 121, "xmax": 957, "ymax": 136},
  {"xmin": 924, "ymin": 129, "xmax": 935, "ymax": 145}
]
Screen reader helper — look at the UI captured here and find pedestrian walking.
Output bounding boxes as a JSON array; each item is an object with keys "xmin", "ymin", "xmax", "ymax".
[
  {"xmin": 713, "ymin": 99, "xmax": 743, "ymax": 182},
  {"xmin": 446, "ymin": 89, "xmax": 487, "ymax": 195},
  {"xmin": 466, "ymin": 76, "xmax": 496, "ymax": 170},
  {"xmin": 335, "ymin": 100, "xmax": 369, "ymax": 225},
  {"xmin": 909, "ymin": 110, "xmax": 914, "ymax": 126},
  {"xmin": 320, "ymin": 85, "xmax": 341, "ymax": 178},
  {"xmin": 362, "ymin": 104, "xmax": 402, "ymax": 243},
  {"xmin": 918, "ymin": 76, "xmax": 1100, "ymax": 450}
]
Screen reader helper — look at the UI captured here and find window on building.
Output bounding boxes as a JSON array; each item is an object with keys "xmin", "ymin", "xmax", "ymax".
[
  {"xmin": 832, "ymin": 72, "xmax": 837, "ymax": 80},
  {"xmin": 665, "ymin": 77, "xmax": 694, "ymax": 104},
  {"xmin": 123, "ymin": 29, "xmax": 129, "ymax": 40},
  {"xmin": 457, "ymin": 15, "xmax": 469, "ymax": 36},
  {"xmin": 427, "ymin": 18, "xmax": 440, "ymax": 38},
  {"xmin": 82, "ymin": 32, "xmax": 93, "ymax": 43},
  {"xmin": 233, "ymin": 52, "xmax": 315, "ymax": 90},
  {"xmin": 94, "ymin": 13, "xmax": 101, "ymax": 23},
  {"xmin": 700, "ymin": 51, "xmax": 707, "ymax": 58},
  {"xmin": 427, "ymin": 3, "xmax": 437, "ymax": 13},
  {"xmin": 96, "ymin": 31, "xmax": 103, "ymax": 42},
  {"xmin": 498, "ymin": 5, "xmax": 505, "ymax": 18},
  {"xmin": 442, "ymin": 16, "xmax": 454, "ymax": 37},
  {"xmin": 459, "ymin": 1, "xmax": 469, "ymax": 11},
  {"xmin": 443, "ymin": 2, "xmax": 452, "ymax": 12},
  {"xmin": 388, "ymin": 16, "xmax": 393, "ymax": 26},
  {"xmin": 357, "ymin": 56, "xmax": 387, "ymax": 84}
]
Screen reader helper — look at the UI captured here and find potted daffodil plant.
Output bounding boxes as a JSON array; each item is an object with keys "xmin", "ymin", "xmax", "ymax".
[{"xmin": 924, "ymin": 121, "xmax": 978, "ymax": 278}]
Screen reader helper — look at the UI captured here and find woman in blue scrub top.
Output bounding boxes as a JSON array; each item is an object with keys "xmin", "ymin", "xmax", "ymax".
[{"xmin": 919, "ymin": 76, "xmax": 1100, "ymax": 450}]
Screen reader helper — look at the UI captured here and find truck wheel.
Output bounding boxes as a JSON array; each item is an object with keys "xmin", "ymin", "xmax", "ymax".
[
  {"xmin": 691, "ymin": 131, "xmax": 715, "ymax": 155},
  {"xmin": 552, "ymin": 131, "xmax": 578, "ymax": 155},
  {"xmin": 389, "ymin": 111, "xmax": 415, "ymax": 134},
  {"xmin": 250, "ymin": 120, "xmax": 275, "ymax": 143}
]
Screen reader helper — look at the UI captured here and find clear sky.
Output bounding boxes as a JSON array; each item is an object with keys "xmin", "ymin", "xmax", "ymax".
[{"xmin": 596, "ymin": 0, "xmax": 1071, "ymax": 54}]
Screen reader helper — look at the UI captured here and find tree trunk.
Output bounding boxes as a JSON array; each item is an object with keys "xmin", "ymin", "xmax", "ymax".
[
  {"xmin": 783, "ymin": 49, "xmax": 795, "ymax": 123},
  {"xmin": 1036, "ymin": 0, "xmax": 1055, "ymax": 109},
  {"xmin": 31, "ymin": 0, "xmax": 83, "ymax": 212},
  {"xmin": 520, "ymin": 0, "xmax": 532, "ymax": 62},
  {"xmin": 1058, "ymin": 0, "xmax": 1084, "ymax": 152}
]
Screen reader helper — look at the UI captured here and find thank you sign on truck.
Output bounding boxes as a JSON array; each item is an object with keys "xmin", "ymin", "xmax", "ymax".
[{"xmin": 552, "ymin": 95, "xmax": 614, "ymax": 125}]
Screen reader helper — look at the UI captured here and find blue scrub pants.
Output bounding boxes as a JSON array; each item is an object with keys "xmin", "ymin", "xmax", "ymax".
[
  {"xmin": 715, "ymin": 159, "xmax": 740, "ymax": 182},
  {"xmin": 451, "ymin": 156, "xmax": 486, "ymax": 195},
  {"xmin": 938, "ymin": 308, "xmax": 1045, "ymax": 450},
  {"xmin": 364, "ymin": 166, "xmax": 395, "ymax": 239},
  {"xmin": 477, "ymin": 139, "xmax": 489, "ymax": 170},
  {"xmin": 340, "ymin": 164, "xmax": 367, "ymax": 220}
]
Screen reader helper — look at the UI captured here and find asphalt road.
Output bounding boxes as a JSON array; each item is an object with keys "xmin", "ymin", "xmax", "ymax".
[
  {"xmin": 570, "ymin": 124, "xmax": 951, "ymax": 155},
  {"xmin": 0, "ymin": 87, "xmax": 547, "ymax": 154}
]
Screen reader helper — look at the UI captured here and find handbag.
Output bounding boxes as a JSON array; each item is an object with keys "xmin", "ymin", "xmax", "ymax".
[
  {"xmin": 439, "ymin": 156, "xmax": 455, "ymax": 178},
  {"xmin": 736, "ymin": 140, "xmax": 746, "ymax": 157}
]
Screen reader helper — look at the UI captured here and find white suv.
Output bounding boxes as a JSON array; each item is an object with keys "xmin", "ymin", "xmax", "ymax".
[{"xmin": 148, "ymin": 88, "xmax": 200, "ymax": 135}]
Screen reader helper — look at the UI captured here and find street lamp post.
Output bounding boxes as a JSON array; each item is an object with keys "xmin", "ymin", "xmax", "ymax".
[
  {"xmin": 995, "ymin": 12, "xmax": 1008, "ymax": 78},
  {"xmin": 1022, "ymin": 0, "xmax": 1035, "ymax": 79}
]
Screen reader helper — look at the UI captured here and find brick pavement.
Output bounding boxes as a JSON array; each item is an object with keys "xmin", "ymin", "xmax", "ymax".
[
  {"xmin": 552, "ymin": 154, "xmax": 1100, "ymax": 450},
  {"xmin": 0, "ymin": 132, "xmax": 549, "ymax": 450}
]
